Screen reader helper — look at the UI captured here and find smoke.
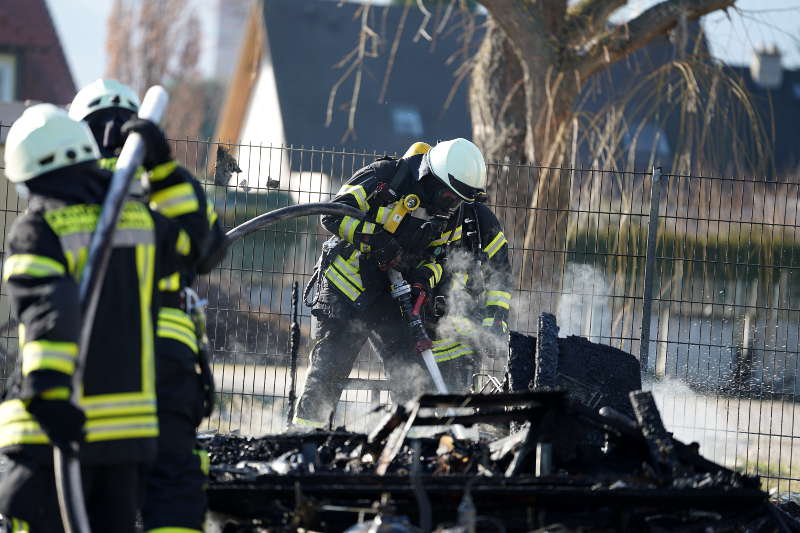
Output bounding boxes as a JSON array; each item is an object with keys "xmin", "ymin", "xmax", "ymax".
[
  {"xmin": 557, "ymin": 263, "xmax": 610, "ymax": 340},
  {"xmin": 647, "ymin": 378, "xmax": 799, "ymax": 489},
  {"xmin": 435, "ymin": 249, "xmax": 509, "ymax": 366}
]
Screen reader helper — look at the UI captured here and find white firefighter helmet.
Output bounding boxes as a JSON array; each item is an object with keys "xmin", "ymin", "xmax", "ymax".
[
  {"xmin": 426, "ymin": 138, "xmax": 487, "ymax": 200},
  {"xmin": 68, "ymin": 78, "xmax": 140, "ymax": 121},
  {"xmin": 4, "ymin": 103, "xmax": 100, "ymax": 183}
]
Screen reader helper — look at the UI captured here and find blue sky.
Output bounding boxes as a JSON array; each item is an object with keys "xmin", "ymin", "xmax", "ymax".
[{"xmin": 45, "ymin": 0, "xmax": 800, "ymax": 90}]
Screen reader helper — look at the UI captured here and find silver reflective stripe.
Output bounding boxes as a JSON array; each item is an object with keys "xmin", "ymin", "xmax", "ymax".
[
  {"xmin": 82, "ymin": 398, "xmax": 156, "ymax": 414},
  {"xmin": 88, "ymin": 421, "xmax": 158, "ymax": 433},
  {"xmin": 59, "ymin": 229, "xmax": 154, "ymax": 256}
]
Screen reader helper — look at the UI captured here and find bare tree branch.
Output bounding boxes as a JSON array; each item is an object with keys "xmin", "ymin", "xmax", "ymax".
[
  {"xmin": 481, "ymin": 1, "xmax": 564, "ymax": 67},
  {"xmin": 565, "ymin": 0, "xmax": 627, "ymax": 44},
  {"xmin": 577, "ymin": 0, "xmax": 735, "ymax": 77},
  {"xmin": 379, "ymin": 3, "xmax": 411, "ymax": 104},
  {"xmin": 413, "ymin": 0, "xmax": 432, "ymax": 42}
]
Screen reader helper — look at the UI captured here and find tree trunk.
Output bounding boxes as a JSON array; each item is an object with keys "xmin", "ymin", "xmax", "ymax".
[
  {"xmin": 468, "ymin": 18, "xmax": 526, "ymax": 169},
  {"xmin": 470, "ymin": 17, "xmax": 578, "ymax": 319}
]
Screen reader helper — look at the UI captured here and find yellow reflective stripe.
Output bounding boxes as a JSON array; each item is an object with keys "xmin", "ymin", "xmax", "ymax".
[
  {"xmin": 486, "ymin": 290, "xmax": 512, "ymax": 310},
  {"xmin": 159, "ymin": 307, "xmax": 195, "ymax": 330},
  {"xmin": 40, "ymin": 387, "xmax": 71, "ymax": 400},
  {"xmin": 148, "ymin": 160, "xmax": 178, "ymax": 181},
  {"xmin": 157, "ymin": 324, "xmax": 199, "ymax": 354},
  {"xmin": 432, "ymin": 339, "xmax": 460, "ymax": 352},
  {"xmin": 81, "ymin": 393, "xmax": 156, "ymax": 418},
  {"xmin": 376, "ymin": 207, "xmax": 390, "ymax": 225},
  {"xmin": 486, "ymin": 299, "xmax": 510, "ymax": 310},
  {"xmin": 429, "ymin": 225, "xmax": 463, "ymax": 247},
  {"xmin": 362, "ymin": 221, "xmax": 377, "ymax": 234},
  {"xmin": 194, "ymin": 448, "xmax": 210, "ymax": 476},
  {"xmin": 332, "ymin": 256, "xmax": 364, "ymax": 290},
  {"xmin": 359, "ymin": 242, "xmax": 372, "ymax": 253},
  {"xmin": 21, "ymin": 340, "xmax": 78, "ymax": 375},
  {"xmin": 158, "ymin": 271, "xmax": 181, "ymax": 291},
  {"xmin": 433, "ymin": 342, "xmax": 473, "ymax": 362},
  {"xmin": 206, "ymin": 202, "xmax": 219, "ymax": 227},
  {"xmin": 149, "ymin": 182, "xmax": 199, "ymax": 218},
  {"xmin": 136, "ymin": 243, "xmax": 156, "ymax": 397},
  {"xmin": 0, "ymin": 400, "xmax": 48, "ymax": 446},
  {"xmin": 422, "ymin": 262, "xmax": 443, "ymax": 286},
  {"xmin": 3, "ymin": 254, "xmax": 65, "ymax": 280},
  {"xmin": 482, "ymin": 317, "xmax": 509, "ymax": 332},
  {"xmin": 84, "ymin": 415, "xmax": 159, "ymax": 442},
  {"xmin": 11, "ymin": 517, "xmax": 30, "ymax": 533},
  {"xmin": 293, "ymin": 416, "xmax": 325, "ymax": 428},
  {"xmin": 98, "ymin": 157, "xmax": 117, "ymax": 171},
  {"xmin": 444, "ymin": 315, "xmax": 474, "ymax": 336},
  {"xmin": 483, "ymin": 231, "xmax": 508, "ymax": 259},
  {"xmin": 176, "ymin": 230, "xmax": 191, "ymax": 256},
  {"xmin": 337, "ymin": 184, "xmax": 369, "ymax": 212},
  {"xmin": 100, "ymin": 158, "xmax": 144, "ymax": 180},
  {"xmin": 338, "ymin": 216, "xmax": 360, "ymax": 243},
  {"xmin": 324, "ymin": 266, "xmax": 360, "ymax": 302}
]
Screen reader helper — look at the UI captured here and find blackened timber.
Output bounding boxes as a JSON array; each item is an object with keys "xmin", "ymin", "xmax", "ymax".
[{"xmin": 534, "ymin": 313, "xmax": 559, "ymax": 389}]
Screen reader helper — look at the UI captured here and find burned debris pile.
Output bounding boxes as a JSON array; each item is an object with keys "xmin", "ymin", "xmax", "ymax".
[{"xmin": 202, "ymin": 315, "xmax": 793, "ymax": 532}]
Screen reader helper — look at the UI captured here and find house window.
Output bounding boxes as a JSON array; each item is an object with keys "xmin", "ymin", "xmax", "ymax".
[
  {"xmin": 623, "ymin": 122, "xmax": 670, "ymax": 157},
  {"xmin": 0, "ymin": 54, "xmax": 16, "ymax": 102},
  {"xmin": 392, "ymin": 105, "xmax": 424, "ymax": 137}
]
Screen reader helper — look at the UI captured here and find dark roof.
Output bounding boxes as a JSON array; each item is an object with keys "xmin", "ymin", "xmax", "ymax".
[
  {"xmin": 0, "ymin": 0, "xmax": 75, "ymax": 104},
  {"xmin": 261, "ymin": 0, "xmax": 474, "ymax": 152},
  {"xmin": 574, "ymin": 23, "xmax": 800, "ymax": 175},
  {"xmin": 728, "ymin": 66, "xmax": 800, "ymax": 175}
]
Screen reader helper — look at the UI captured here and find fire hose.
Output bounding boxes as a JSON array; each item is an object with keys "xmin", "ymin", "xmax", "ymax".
[
  {"xmin": 387, "ymin": 270, "xmax": 471, "ymax": 439},
  {"xmin": 387, "ymin": 269, "xmax": 448, "ymax": 394}
]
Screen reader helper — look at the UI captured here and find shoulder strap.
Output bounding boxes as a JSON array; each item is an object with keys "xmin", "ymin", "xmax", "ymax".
[{"xmin": 389, "ymin": 157, "xmax": 410, "ymax": 194}]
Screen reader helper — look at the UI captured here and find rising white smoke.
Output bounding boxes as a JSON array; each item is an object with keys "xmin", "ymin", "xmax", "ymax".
[
  {"xmin": 647, "ymin": 378, "xmax": 799, "ymax": 489},
  {"xmin": 557, "ymin": 263, "xmax": 610, "ymax": 340}
]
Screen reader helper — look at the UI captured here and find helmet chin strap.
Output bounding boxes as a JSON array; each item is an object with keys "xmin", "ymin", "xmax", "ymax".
[{"xmin": 102, "ymin": 119, "xmax": 120, "ymax": 153}]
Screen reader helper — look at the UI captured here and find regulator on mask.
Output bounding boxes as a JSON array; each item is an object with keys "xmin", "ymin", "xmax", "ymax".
[{"xmin": 85, "ymin": 107, "xmax": 137, "ymax": 158}]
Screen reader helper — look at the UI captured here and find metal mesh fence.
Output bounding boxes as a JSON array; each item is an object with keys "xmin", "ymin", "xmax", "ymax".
[{"xmin": 0, "ymin": 128, "xmax": 799, "ymax": 491}]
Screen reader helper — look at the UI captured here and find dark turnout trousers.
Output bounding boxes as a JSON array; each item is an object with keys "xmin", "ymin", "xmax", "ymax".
[
  {"xmin": 295, "ymin": 293, "xmax": 434, "ymax": 427},
  {"xmin": 142, "ymin": 336, "xmax": 207, "ymax": 533},
  {"xmin": 0, "ymin": 451, "xmax": 146, "ymax": 533}
]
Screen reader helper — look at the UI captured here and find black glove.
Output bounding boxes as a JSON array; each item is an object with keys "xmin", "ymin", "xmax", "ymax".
[
  {"xmin": 121, "ymin": 118, "xmax": 172, "ymax": 170},
  {"xmin": 365, "ymin": 231, "xmax": 403, "ymax": 270},
  {"xmin": 27, "ymin": 397, "xmax": 86, "ymax": 451},
  {"xmin": 197, "ymin": 347, "xmax": 216, "ymax": 419}
]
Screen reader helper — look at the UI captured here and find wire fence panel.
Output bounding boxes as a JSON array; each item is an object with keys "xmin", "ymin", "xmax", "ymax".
[{"xmin": 1, "ymin": 129, "xmax": 800, "ymax": 490}]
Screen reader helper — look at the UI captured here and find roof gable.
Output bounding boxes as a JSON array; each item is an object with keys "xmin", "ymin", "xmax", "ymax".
[
  {"xmin": 260, "ymin": 0, "xmax": 474, "ymax": 151},
  {"xmin": 0, "ymin": 0, "xmax": 75, "ymax": 104}
]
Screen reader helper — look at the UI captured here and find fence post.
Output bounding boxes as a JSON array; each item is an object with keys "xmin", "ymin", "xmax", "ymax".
[{"xmin": 639, "ymin": 167, "xmax": 663, "ymax": 375}]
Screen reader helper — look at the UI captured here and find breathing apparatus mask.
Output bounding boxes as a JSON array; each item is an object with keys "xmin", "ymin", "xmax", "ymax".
[{"xmin": 85, "ymin": 107, "xmax": 137, "ymax": 157}]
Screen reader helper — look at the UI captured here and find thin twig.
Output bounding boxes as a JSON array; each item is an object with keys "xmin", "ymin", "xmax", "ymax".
[
  {"xmin": 379, "ymin": 3, "xmax": 411, "ymax": 104},
  {"xmin": 413, "ymin": 0, "xmax": 432, "ymax": 42}
]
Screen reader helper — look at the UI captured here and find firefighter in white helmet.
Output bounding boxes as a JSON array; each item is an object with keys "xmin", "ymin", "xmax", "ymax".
[
  {"xmin": 71, "ymin": 78, "xmax": 223, "ymax": 533},
  {"xmin": 0, "ymin": 104, "xmax": 202, "ymax": 531},
  {"xmin": 368, "ymin": 141, "xmax": 513, "ymax": 394},
  {"xmin": 294, "ymin": 138, "xmax": 487, "ymax": 427}
]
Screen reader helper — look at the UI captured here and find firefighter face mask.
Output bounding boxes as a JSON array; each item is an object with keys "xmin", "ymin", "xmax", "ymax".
[
  {"xmin": 85, "ymin": 107, "xmax": 137, "ymax": 157},
  {"xmin": 422, "ymin": 174, "xmax": 463, "ymax": 217}
]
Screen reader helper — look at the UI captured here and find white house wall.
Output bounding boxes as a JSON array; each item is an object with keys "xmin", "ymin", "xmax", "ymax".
[{"xmin": 237, "ymin": 48, "xmax": 288, "ymax": 191}]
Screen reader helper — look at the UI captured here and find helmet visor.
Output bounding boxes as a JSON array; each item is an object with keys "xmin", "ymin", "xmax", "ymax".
[
  {"xmin": 447, "ymin": 173, "xmax": 484, "ymax": 201},
  {"xmin": 424, "ymin": 177, "xmax": 462, "ymax": 216}
]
